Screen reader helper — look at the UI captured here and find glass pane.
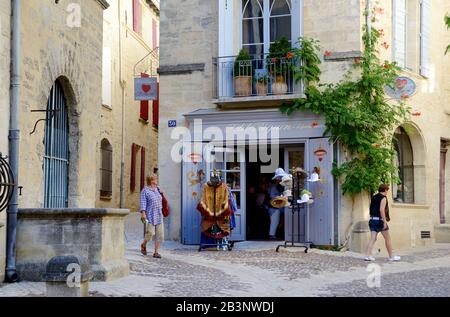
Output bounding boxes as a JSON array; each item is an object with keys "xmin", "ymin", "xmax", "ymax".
[
  {"xmin": 232, "ymin": 192, "xmax": 241, "ymax": 209},
  {"xmin": 243, "ymin": 0, "xmax": 263, "ymax": 18},
  {"xmin": 226, "ymin": 172, "xmax": 241, "ymax": 190},
  {"xmin": 226, "ymin": 151, "xmax": 242, "ymax": 170},
  {"xmin": 288, "ymin": 149, "xmax": 305, "ymax": 173},
  {"xmin": 392, "ymin": 128, "xmax": 414, "ymax": 203},
  {"xmin": 270, "ymin": 0, "xmax": 291, "ymax": 16},
  {"xmin": 270, "ymin": 16, "xmax": 291, "ymax": 42},
  {"xmin": 243, "ymin": 19, "xmax": 264, "ymax": 44},
  {"xmin": 243, "ymin": 44, "xmax": 264, "ymax": 59}
]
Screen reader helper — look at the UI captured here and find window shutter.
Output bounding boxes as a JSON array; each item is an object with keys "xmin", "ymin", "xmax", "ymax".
[
  {"xmin": 420, "ymin": 0, "xmax": 431, "ymax": 78},
  {"xmin": 133, "ymin": 0, "xmax": 142, "ymax": 35},
  {"xmin": 393, "ymin": 0, "xmax": 406, "ymax": 68},
  {"xmin": 152, "ymin": 83, "xmax": 159, "ymax": 128},
  {"xmin": 152, "ymin": 19, "xmax": 158, "ymax": 49},
  {"xmin": 102, "ymin": 47, "xmax": 112, "ymax": 107},
  {"xmin": 140, "ymin": 73, "xmax": 149, "ymax": 122},
  {"xmin": 140, "ymin": 147, "xmax": 146, "ymax": 191},
  {"xmin": 131, "ymin": 143, "xmax": 137, "ymax": 192}
]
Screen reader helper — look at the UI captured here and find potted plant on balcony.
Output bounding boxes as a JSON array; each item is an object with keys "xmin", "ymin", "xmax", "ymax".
[
  {"xmin": 267, "ymin": 37, "xmax": 292, "ymax": 95},
  {"xmin": 254, "ymin": 70, "xmax": 269, "ymax": 96},
  {"xmin": 233, "ymin": 49, "xmax": 253, "ymax": 97}
]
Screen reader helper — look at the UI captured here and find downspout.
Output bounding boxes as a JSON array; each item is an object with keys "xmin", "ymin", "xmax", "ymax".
[
  {"xmin": 118, "ymin": 0, "xmax": 126, "ymax": 208},
  {"xmin": 5, "ymin": 0, "xmax": 21, "ymax": 283}
]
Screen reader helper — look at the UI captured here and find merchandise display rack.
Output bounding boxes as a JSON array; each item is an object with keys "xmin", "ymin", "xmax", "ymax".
[{"xmin": 276, "ymin": 169, "xmax": 318, "ymax": 253}]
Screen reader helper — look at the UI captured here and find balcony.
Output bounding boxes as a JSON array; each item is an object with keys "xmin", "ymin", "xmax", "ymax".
[{"xmin": 212, "ymin": 53, "xmax": 305, "ymax": 108}]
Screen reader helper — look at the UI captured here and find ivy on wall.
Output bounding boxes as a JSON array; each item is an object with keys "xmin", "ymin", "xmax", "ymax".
[{"xmin": 281, "ymin": 8, "xmax": 410, "ymax": 196}]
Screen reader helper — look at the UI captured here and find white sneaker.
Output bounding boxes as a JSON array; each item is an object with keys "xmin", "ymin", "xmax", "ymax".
[
  {"xmin": 364, "ymin": 256, "xmax": 376, "ymax": 261},
  {"xmin": 389, "ymin": 255, "xmax": 401, "ymax": 261}
]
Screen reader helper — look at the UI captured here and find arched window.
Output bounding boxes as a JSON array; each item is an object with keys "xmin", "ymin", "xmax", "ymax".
[
  {"xmin": 100, "ymin": 139, "xmax": 113, "ymax": 198},
  {"xmin": 242, "ymin": 0, "xmax": 292, "ymax": 56},
  {"xmin": 393, "ymin": 127, "xmax": 414, "ymax": 203}
]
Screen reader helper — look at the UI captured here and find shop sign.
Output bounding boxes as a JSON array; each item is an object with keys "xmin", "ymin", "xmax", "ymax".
[
  {"xmin": 134, "ymin": 77, "xmax": 158, "ymax": 100},
  {"xmin": 384, "ymin": 76, "xmax": 416, "ymax": 100}
]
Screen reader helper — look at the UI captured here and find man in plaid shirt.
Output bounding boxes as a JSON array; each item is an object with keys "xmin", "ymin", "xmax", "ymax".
[{"xmin": 140, "ymin": 174, "xmax": 164, "ymax": 258}]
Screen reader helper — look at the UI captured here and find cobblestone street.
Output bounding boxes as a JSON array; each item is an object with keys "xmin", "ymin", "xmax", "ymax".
[{"xmin": 1, "ymin": 237, "xmax": 450, "ymax": 297}]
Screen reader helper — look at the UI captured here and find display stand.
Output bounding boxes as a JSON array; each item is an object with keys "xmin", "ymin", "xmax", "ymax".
[
  {"xmin": 276, "ymin": 169, "xmax": 317, "ymax": 253},
  {"xmin": 198, "ymin": 172, "xmax": 233, "ymax": 252}
]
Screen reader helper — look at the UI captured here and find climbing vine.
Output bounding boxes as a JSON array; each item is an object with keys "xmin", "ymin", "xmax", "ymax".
[{"xmin": 281, "ymin": 8, "xmax": 410, "ymax": 196}]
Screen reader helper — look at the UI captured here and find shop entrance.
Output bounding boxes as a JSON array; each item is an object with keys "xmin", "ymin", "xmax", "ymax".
[{"xmin": 245, "ymin": 145, "xmax": 307, "ymax": 241}]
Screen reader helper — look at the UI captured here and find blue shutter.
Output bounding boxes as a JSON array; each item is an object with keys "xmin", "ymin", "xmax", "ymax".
[
  {"xmin": 420, "ymin": 0, "xmax": 431, "ymax": 78},
  {"xmin": 393, "ymin": 0, "xmax": 406, "ymax": 68}
]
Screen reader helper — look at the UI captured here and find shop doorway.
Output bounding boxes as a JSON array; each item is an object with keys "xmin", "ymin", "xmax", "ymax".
[{"xmin": 245, "ymin": 146, "xmax": 290, "ymax": 241}]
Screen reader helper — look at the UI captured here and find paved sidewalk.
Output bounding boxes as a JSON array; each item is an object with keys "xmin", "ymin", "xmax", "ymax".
[
  {"xmin": 1, "ymin": 213, "xmax": 449, "ymax": 297},
  {"xmin": 1, "ymin": 240, "xmax": 449, "ymax": 297}
]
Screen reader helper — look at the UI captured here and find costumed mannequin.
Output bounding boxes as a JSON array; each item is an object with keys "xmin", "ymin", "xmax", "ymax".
[{"xmin": 197, "ymin": 171, "xmax": 233, "ymax": 239}]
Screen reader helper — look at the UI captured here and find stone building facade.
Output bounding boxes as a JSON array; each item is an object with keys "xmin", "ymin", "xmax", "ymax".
[
  {"xmin": 1, "ymin": 0, "xmax": 109, "ymax": 281},
  {"xmin": 159, "ymin": 0, "xmax": 450, "ymax": 252},
  {"xmin": 0, "ymin": 0, "xmax": 11, "ymax": 283},
  {"xmin": 97, "ymin": 0, "xmax": 160, "ymax": 213}
]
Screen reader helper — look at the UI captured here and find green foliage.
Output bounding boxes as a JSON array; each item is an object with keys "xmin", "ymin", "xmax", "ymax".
[
  {"xmin": 267, "ymin": 37, "xmax": 293, "ymax": 77},
  {"xmin": 291, "ymin": 37, "xmax": 322, "ymax": 84},
  {"xmin": 280, "ymin": 10, "xmax": 410, "ymax": 196},
  {"xmin": 446, "ymin": 15, "xmax": 450, "ymax": 55},
  {"xmin": 268, "ymin": 36, "xmax": 292, "ymax": 59},
  {"xmin": 234, "ymin": 49, "xmax": 252, "ymax": 77}
]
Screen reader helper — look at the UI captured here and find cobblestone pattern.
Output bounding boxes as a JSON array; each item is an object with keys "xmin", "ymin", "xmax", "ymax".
[
  {"xmin": 171, "ymin": 249, "xmax": 368, "ymax": 280},
  {"xmin": 321, "ymin": 267, "xmax": 450, "ymax": 297},
  {"xmin": 128, "ymin": 251, "xmax": 250, "ymax": 296}
]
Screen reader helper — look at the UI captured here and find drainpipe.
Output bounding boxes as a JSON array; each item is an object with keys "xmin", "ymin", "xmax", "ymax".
[
  {"xmin": 118, "ymin": 0, "xmax": 126, "ymax": 208},
  {"xmin": 5, "ymin": 0, "xmax": 21, "ymax": 283}
]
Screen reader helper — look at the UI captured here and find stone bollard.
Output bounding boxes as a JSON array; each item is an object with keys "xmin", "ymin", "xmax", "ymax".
[{"xmin": 44, "ymin": 255, "xmax": 93, "ymax": 297}]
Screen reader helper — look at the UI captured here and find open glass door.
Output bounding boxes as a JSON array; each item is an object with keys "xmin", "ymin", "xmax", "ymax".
[{"xmin": 206, "ymin": 145, "xmax": 246, "ymax": 242}]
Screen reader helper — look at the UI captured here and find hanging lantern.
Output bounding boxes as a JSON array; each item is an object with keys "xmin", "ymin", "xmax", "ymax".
[{"xmin": 314, "ymin": 147, "xmax": 327, "ymax": 162}]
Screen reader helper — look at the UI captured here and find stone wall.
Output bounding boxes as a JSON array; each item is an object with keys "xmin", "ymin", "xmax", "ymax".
[
  {"xmin": 16, "ymin": 208, "xmax": 130, "ymax": 281},
  {"xmin": 0, "ymin": 0, "xmax": 11, "ymax": 283},
  {"xmin": 344, "ymin": 0, "xmax": 450, "ymax": 252},
  {"xmin": 18, "ymin": 0, "xmax": 106, "ymax": 208},
  {"xmin": 159, "ymin": 0, "xmax": 218, "ymax": 240},
  {"xmin": 96, "ymin": 0, "xmax": 159, "ymax": 213}
]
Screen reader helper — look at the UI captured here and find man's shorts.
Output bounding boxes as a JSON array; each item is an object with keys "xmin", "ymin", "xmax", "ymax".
[
  {"xmin": 145, "ymin": 223, "xmax": 164, "ymax": 242},
  {"xmin": 368, "ymin": 219, "xmax": 389, "ymax": 233}
]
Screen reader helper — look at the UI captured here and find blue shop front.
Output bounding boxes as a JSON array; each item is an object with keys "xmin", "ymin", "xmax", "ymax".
[{"xmin": 180, "ymin": 108, "xmax": 340, "ymax": 247}]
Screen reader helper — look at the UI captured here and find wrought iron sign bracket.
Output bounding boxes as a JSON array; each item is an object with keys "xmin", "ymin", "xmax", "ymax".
[{"xmin": 29, "ymin": 108, "xmax": 60, "ymax": 135}]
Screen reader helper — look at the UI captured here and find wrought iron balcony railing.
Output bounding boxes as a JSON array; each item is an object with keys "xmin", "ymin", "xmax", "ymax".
[{"xmin": 212, "ymin": 53, "xmax": 304, "ymax": 102}]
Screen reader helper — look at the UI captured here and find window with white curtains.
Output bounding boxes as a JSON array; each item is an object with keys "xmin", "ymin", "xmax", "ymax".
[
  {"xmin": 241, "ymin": 0, "xmax": 292, "ymax": 57},
  {"xmin": 392, "ymin": 0, "xmax": 430, "ymax": 76}
]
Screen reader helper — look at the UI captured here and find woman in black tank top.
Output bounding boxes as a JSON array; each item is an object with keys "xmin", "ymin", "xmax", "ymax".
[{"xmin": 364, "ymin": 184, "xmax": 400, "ymax": 262}]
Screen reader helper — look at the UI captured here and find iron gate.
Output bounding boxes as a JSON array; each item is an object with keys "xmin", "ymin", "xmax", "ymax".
[{"xmin": 43, "ymin": 81, "xmax": 69, "ymax": 208}]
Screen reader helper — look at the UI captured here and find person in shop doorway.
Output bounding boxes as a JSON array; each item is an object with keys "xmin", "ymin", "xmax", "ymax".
[
  {"xmin": 268, "ymin": 168, "xmax": 287, "ymax": 240},
  {"xmin": 365, "ymin": 184, "xmax": 401, "ymax": 262},
  {"xmin": 140, "ymin": 174, "xmax": 164, "ymax": 258}
]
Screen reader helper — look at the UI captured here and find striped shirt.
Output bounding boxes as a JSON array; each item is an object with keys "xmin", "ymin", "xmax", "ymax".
[{"xmin": 140, "ymin": 186, "xmax": 163, "ymax": 225}]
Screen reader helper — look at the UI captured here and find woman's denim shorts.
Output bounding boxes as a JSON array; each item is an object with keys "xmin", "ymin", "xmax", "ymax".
[{"xmin": 368, "ymin": 219, "xmax": 389, "ymax": 233}]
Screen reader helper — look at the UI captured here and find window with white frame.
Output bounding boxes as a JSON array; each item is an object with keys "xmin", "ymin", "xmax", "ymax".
[
  {"xmin": 241, "ymin": 0, "xmax": 292, "ymax": 57},
  {"xmin": 393, "ymin": 0, "xmax": 430, "ymax": 77}
]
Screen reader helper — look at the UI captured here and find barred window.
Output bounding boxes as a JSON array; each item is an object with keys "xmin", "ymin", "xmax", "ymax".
[{"xmin": 100, "ymin": 139, "xmax": 113, "ymax": 198}]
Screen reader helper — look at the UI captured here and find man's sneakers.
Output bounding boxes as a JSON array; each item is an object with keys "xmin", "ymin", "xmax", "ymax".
[
  {"xmin": 364, "ymin": 256, "xmax": 376, "ymax": 261},
  {"xmin": 388, "ymin": 255, "xmax": 401, "ymax": 262}
]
